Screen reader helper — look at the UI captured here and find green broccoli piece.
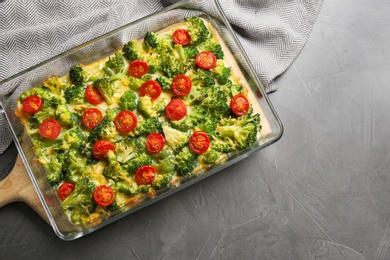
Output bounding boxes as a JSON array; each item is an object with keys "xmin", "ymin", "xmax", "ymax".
[
  {"xmin": 103, "ymin": 52, "xmax": 125, "ymax": 76},
  {"xmin": 62, "ymin": 149, "xmax": 88, "ymax": 183},
  {"xmin": 56, "ymin": 104, "xmax": 78, "ymax": 126},
  {"xmin": 44, "ymin": 153, "xmax": 65, "ymax": 185},
  {"xmin": 19, "ymin": 87, "xmax": 52, "ymax": 103},
  {"xmin": 184, "ymin": 17, "xmax": 210, "ymax": 45},
  {"xmin": 195, "ymin": 116, "xmax": 218, "ymax": 137},
  {"xmin": 122, "ymin": 39, "xmax": 143, "ymax": 61},
  {"xmin": 144, "ymin": 32, "xmax": 173, "ymax": 51},
  {"xmin": 129, "ymin": 116, "xmax": 162, "ymax": 137},
  {"xmin": 201, "ymin": 87, "xmax": 231, "ymax": 118},
  {"xmin": 155, "ymin": 76, "xmax": 172, "ymax": 91},
  {"xmin": 33, "ymin": 106, "xmax": 56, "ymax": 124},
  {"xmin": 137, "ymin": 185, "xmax": 150, "ymax": 193},
  {"xmin": 64, "ymin": 84, "xmax": 86, "ymax": 104},
  {"xmin": 87, "ymin": 112, "xmax": 119, "ymax": 144},
  {"xmin": 128, "ymin": 74, "xmax": 153, "ymax": 91},
  {"xmin": 220, "ymin": 80, "xmax": 243, "ymax": 97},
  {"xmin": 211, "ymin": 138, "xmax": 234, "ymax": 153},
  {"xmin": 123, "ymin": 153, "xmax": 152, "ymax": 174},
  {"xmin": 53, "ymin": 125, "xmax": 84, "ymax": 151},
  {"xmin": 196, "ymin": 40, "xmax": 224, "ymax": 59},
  {"xmin": 159, "ymin": 44, "xmax": 196, "ymax": 78},
  {"xmin": 61, "ymin": 177, "xmax": 97, "ymax": 224},
  {"xmin": 41, "ymin": 75, "xmax": 69, "ymax": 95},
  {"xmin": 169, "ymin": 106, "xmax": 206, "ymax": 132},
  {"xmin": 118, "ymin": 90, "xmax": 137, "ymax": 111},
  {"xmin": 106, "ymin": 198, "xmax": 121, "ymax": 212},
  {"xmin": 162, "ymin": 123, "xmax": 190, "ymax": 152},
  {"xmin": 216, "ymin": 113, "xmax": 261, "ymax": 150},
  {"xmin": 159, "ymin": 155, "xmax": 176, "ymax": 174},
  {"xmin": 182, "ymin": 84, "xmax": 207, "ymax": 106},
  {"xmin": 115, "ymin": 137, "xmax": 145, "ymax": 164},
  {"xmin": 69, "ymin": 65, "xmax": 88, "ymax": 86},
  {"xmin": 211, "ymin": 60, "xmax": 231, "ymax": 85},
  {"xmin": 198, "ymin": 149, "xmax": 219, "ymax": 164},
  {"xmin": 137, "ymin": 96, "xmax": 166, "ymax": 118},
  {"xmin": 189, "ymin": 68, "xmax": 215, "ymax": 88},
  {"xmin": 151, "ymin": 173, "xmax": 172, "ymax": 190},
  {"xmin": 184, "ymin": 46, "xmax": 199, "ymax": 59},
  {"xmin": 175, "ymin": 147, "xmax": 197, "ymax": 176},
  {"xmin": 93, "ymin": 78, "xmax": 116, "ymax": 105},
  {"xmin": 103, "ymin": 160, "xmax": 128, "ymax": 182}
]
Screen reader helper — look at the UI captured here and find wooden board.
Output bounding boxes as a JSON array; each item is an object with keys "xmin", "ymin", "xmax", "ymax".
[{"xmin": 0, "ymin": 154, "xmax": 49, "ymax": 223}]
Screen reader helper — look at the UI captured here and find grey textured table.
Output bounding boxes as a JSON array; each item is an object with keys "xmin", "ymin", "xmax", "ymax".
[{"xmin": 1, "ymin": 0, "xmax": 390, "ymax": 259}]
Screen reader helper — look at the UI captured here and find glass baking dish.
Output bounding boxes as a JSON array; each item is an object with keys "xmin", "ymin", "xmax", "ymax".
[{"xmin": 0, "ymin": 0, "xmax": 283, "ymax": 240}]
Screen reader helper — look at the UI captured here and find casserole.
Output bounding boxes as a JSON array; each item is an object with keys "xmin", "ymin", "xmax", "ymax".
[{"xmin": 0, "ymin": 0, "xmax": 283, "ymax": 240}]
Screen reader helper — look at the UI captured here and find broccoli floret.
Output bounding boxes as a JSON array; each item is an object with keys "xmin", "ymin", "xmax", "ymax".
[
  {"xmin": 93, "ymin": 78, "xmax": 116, "ymax": 105},
  {"xmin": 196, "ymin": 40, "xmax": 224, "ymax": 59},
  {"xmin": 198, "ymin": 149, "xmax": 219, "ymax": 164},
  {"xmin": 159, "ymin": 44, "xmax": 196, "ymax": 78},
  {"xmin": 103, "ymin": 160, "xmax": 128, "ymax": 182},
  {"xmin": 201, "ymin": 87, "xmax": 231, "ymax": 118},
  {"xmin": 211, "ymin": 138, "xmax": 234, "ymax": 153},
  {"xmin": 129, "ymin": 116, "xmax": 162, "ymax": 137},
  {"xmin": 103, "ymin": 52, "xmax": 125, "ymax": 76},
  {"xmin": 184, "ymin": 17, "xmax": 210, "ymax": 45},
  {"xmin": 118, "ymin": 90, "xmax": 137, "ymax": 111},
  {"xmin": 41, "ymin": 75, "xmax": 69, "ymax": 95},
  {"xmin": 195, "ymin": 116, "xmax": 218, "ymax": 137},
  {"xmin": 184, "ymin": 46, "xmax": 199, "ymax": 59},
  {"xmin": 56, "ymin": 104, "xmax": 78, "ymax": 126},
  {"xmin": 64, "ymin": 84, "xmax": 86, "ymax": 104},
  {"xmin": 61, "ymin": 177, "xmax": 97, "ymax": 224},
  {"xmin": 211, "ymin": 60, "xmax": 231, "ymax": 85},
  {"xmin": 88, "ymin": 113, "xmax": 119, "ymax": 144},
  {"xmin": 62, "ymin": 149, "xmax": 88, "ymax": 182},
  {"xmin": 137, "ymin": 96, "xmax": 166, "ymax": 118},
  {"xmin": 115, "ymin": 137, "xmax": 145, "ymax": 164},
  {"xmin": 44, "ymin": 153, "xmax": 65, "ymax": 185},
  {"xmin": 155, "ymin": 76, "xmax": 172, "ymax": 91},
  {"xmin": 182, "ymin": 84, "xmax": 207, "ymax": 106},
  {"xmin": 162, "ymin": 123, "xmax": 190, "ymax": 152},
  {"xmin": 33, "ymin": 106, "xmax": 56, "ymax": 124},
  {"xmin": 69, "ymin": 65, "xmax": 88, "ymax": 86},
  {"xmin": 169, "ymin": 106, "xmax": 206, "ymax": 132},
  {"xmin": 137, "ymin": 185, "xmax": 150, "ymax": 193},
  {"xmin": 53, "ymin": 125, "xmax": 84, "ymax": 151},
  {"xmin": 123, "ymin": 153, "xmax": 152, "ymax": 174},
  {"xmin": 106, "ymin": 198, "xmax": 121, "ymax": 212},
  {"xmin": 220, "ymin": 80, "xmax": 243, "ymax": 97},
  {"xmin": 189, "ymin": 68, "xmax": 215, "ymax": 88},
  {"xmin": 144, "ymin": 32, "xmax": 173, "ymax": 51},
  {"xmin": 175, "ymin": 147, "xmax": 197, "ymax": 176},
  {"xmin": 216, "ymin": 113, "xmax": 261, "ymax": 150},
  {"xmin": 151, "ymin": 173, "xmax": 172, "ymax": 190},
  {"xmin": 159, "ymin": 155, "xmax": 176, "ymax": 174},
  {"xmin": 122, "ymin": 39, "xmax": 143, "ymax": 62}
]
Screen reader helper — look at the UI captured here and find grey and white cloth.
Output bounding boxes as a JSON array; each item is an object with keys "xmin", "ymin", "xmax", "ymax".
[{"xmin": 0, "ymin": 0, "xmax": 323, "ymax": 154}]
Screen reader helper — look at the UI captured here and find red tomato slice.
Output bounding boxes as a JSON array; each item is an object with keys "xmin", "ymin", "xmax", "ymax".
[
  {"xmin": 82, "ymin": 108, "xmax": 103, "ymax": 130},
  {"xmin": 92, "ymin": 140, "xmax": 115, "ymax": 159},
  {"xmin": 135, "ymin": 165, "xmax": 156, "ymax": 185},
  {"xmin": 85, "ymin": 84, "xmax": 104, "ymax": 105},
  {"xmin": 171, "ymin": 75, "xmax": 192, "ymax": 97},
  {"xmin": 166, "ymin": 98, "xmax": 187, "ymax": 121},
  {"xmin": 172, "ymin": 29, "xmax": 191, "ymax": 46},
  {"xmin": 140, "ymin": 80, "xmax": 162, "ymax": 100},
  {"xmin": 230, "ymin": 94, "xmax": 250, "ymax": 116},
  {"xmin": 128, "ymin": 60, "xmax": 148, "ymax": 78},
  {"xmin": 189, "ymin": 131, "xmax": 210, "ymax": 155},
  {"xmin": 39, "ymin": 119, "xmax": 61, "ymax": 139},
  {"xmin": 93, "ymin": 185, "xmax": 115, "ymax": 207},
  {"xmin": 195, "ymin": 51, "xmax": 217, "ymax": 70},
  {"xmin": 114, "ymin": 110, "xmax": 137, "ymax": 133},
  {"xmin": 146, "ymin": 133, "xmax": 165, "ymax": 153},
  {"xmin": 58, "ymin": 182, "xmax": 75, "ymax": 201},
  {"xmin": 22, "ymin": 95, "xmax": 43, "ymax": 114}
]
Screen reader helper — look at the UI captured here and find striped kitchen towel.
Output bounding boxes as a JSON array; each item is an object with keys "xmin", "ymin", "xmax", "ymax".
[{"xmin": 0, "ymin": 0, "xmax": 323, "ymax": 154}]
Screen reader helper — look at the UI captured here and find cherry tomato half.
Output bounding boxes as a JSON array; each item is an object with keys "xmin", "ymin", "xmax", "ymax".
[
  {"xmin": 135, "ymin": 165, "xmax": 156, "ymax": 185},
  {"xmin": 189, "ymin": 131, "xmax": 210, "ymax": 155},
  {"xmin": 166, "ymin": 98, "xmax": 187, "ymax": 121},
  {"xmin": 92, "ymin": 140, "xmax": 115, "ymax": 160},
  {"xmin": 85, "ymin": 84, "xmax": 104, "ymax": 105},
  {"xmin": 58, "ymin": 182, "xmax": 75, "ymax": 201},
  {"xmin": 172, "ymin": 29, "xmax": 191, "ymax": 46},
  {"xmin": 114, "ymin": 110, "xmax": 137, "ymax": 133},
  {"xmin": 195, "ymin": 51, "xmax": 217, "ymax": 70},
  {"xmin": 128, "ymin": 60, "xmax": 148, "ymax": 78},
  {"xmin": 39, "ymin": 119, "xmax": 61, "ymax": 139},
  {"xmin": 93, "ymin": 185, "xmax": 115, "ymax": 207},
  {"xmin": 22, "ymin": 95, "xmax": 43, "ymax": 114},
  {"xmin": 82, "ymin": 108, "xmax": 103, "ymax": 130},
  {"xmin": 230, "ymin": 94, "xmax": 250, "ymax": 116},
  {"xmin": 146, "ymin": 133, "xmax": 165, "ymax": 153},
  {"xmin": 140, "ymin": 80, "xmax": 162, "ymax": 100},
  {"xmin": 171, "ymin": 75, "xmax": 192, "ymax": 97}
]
